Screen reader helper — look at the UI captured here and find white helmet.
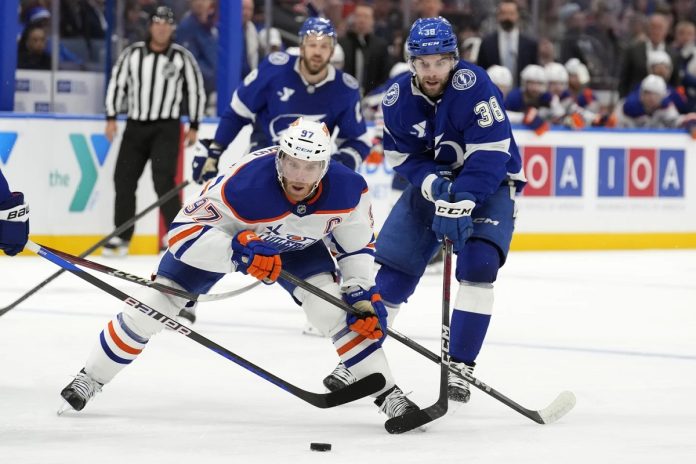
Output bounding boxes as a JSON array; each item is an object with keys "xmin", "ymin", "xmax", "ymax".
[
  {"xmin": 564, "ymin": 58, "xmax": 590, "ymax": 85},
  {"xmin": 545, "ymin": 62, "xmax": 569, "ymax": 84},
  {"xmin": 521, "ymin": 64, "xmax": 548, "ymax": 86},
  {"xmin": 487, "ymin": 65, "xmax": 513, "ymax": 89},
  {"xmin": 640, "ymin": 74, "xmax": 668, "ymax": 97},
  {"xmin": 647, "ymin": 50, "xmax": 672, "ymax": 70},
  {"xmin": 277, "ymin": 117, "xmax": 332, "ymax": 191}
]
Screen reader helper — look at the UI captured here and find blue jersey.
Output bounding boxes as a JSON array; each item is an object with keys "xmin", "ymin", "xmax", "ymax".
[
  {"xmin": 382, "ymin": 61, "xmax": 525, "ymax": 204},
  {"xmin": 215, "ymin": 52, "xmax": 371, "ymax": 167}
]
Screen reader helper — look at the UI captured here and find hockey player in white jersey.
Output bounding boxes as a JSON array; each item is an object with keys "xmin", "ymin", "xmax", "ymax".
[
  {"xmin": 59, "ymin": 118, "xmax": 419, "ymax": 421},
  {"xmin": 323, "ymin": 17, "xmax": 527, "ymax": 404},
  {"xmin": 192, "ymin": 17, "xmax": 371, "ymax": 187}
]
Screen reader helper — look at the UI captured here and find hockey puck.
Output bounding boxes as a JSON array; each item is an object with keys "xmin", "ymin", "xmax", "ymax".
[{"xmin": 310, "ymin": 442, "xmax": 332, "ymax": 452}]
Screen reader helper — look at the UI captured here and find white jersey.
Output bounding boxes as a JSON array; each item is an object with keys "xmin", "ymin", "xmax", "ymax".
[{"xmin": 167, "ymin": 147, "xmax": 376, "ymax": 290}]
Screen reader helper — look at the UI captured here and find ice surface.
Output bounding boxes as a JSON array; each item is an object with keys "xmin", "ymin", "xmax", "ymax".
[{"xmin": 1, "ymin": 250, "xmax": 695, "ymax": 463}]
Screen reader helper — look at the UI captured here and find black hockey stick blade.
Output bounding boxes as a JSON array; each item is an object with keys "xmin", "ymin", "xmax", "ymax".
[
  {"xmin": 280, "ymin": 269, "xmax": 577, "ymax": 424},
  {"xmin": 27, "ymin": 241, "xmax": 385, "ymax": 409},
  {"xmin": 385, "ymin": 404, "xmax": 447, "ymax": 434},
  {"xmin": 316, "ymin": 373, "xmax": 386, "ymax": 408},
  {"xmin": 385, "ymin": 240, "xmax": 453, "ymax": 434},
  {"xmin": 38, "ymin": 243, "xmax": 260, "ymax": 302}
]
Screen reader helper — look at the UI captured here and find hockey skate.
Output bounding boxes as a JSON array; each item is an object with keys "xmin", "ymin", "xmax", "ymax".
[
  {"xmin": 58, "ymin": 368, "xmax": 103, "ymax": 414},
  {"xmin": 448, "ymin": 361, "xmax": 475, "ymax": 403},
  {"xmin": 102, "ymin": 237, "xmax": 129, "ymax": 257},
  {"xmin": 322, "ymin": 361, "xmax": 357, "ymax": 392},
  {"xmin": 374, "ymin": 385, "xmax": 419, "ymax": 419},
  {"xmin": 177, "ymin": 301, "xmax": 197, "ymax": 324}
]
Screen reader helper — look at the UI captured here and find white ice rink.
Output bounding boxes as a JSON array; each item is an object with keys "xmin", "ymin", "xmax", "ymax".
[{"xmin": 1, "ymin": 249, "xmax": 695, "ymax": 463}]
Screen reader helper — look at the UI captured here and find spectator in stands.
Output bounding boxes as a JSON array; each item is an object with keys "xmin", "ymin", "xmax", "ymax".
[
  {"xmin": 17, "ymin": 23, "xmax": 51, "ymax": 70},
  {"xmin": 242, "ymin": 0, "xmax": 261, "ymax": 78},
  {"xmin": 177, "ymin": 0, "xmax": 217, "ymax": 97},
  {"xmin": 675, "ymin": 21, "xmax": 696, "ymax": 113},
  {"xmin": 124, "ymin": 0, "xmax": 149, "ymax": 44},
  {"xmin": 477, "ymin": 0, "xmax": 539, "ymax": 87},
  {"xmin": 414, "ymin": 0, "xmax": 443, "ymax": 19},
  {"xmin": 537, "ymin": 37, "xmax": 555, "ymax": 66},
  {"xmin": 373, "ymin": 0, "xmax": 402, "ymax": 44},
  {"xmin": 619, "ymin": 13, "xmax": 679, "ymax": 97},
  {"xmin": 339, "ymin": 4, "xmax": 391, "ymax": 95},
  {"xmin": 23, "ymin": 6, "xmax": 86, "ymax": 70}
]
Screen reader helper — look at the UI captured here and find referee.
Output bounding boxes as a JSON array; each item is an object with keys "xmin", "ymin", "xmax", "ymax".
[{"xmin": 103, "ymin": 6, "xmax": 205, "ymax": 256}]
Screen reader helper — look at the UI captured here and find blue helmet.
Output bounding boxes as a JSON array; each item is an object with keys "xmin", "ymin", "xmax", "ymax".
[
  {"xmin": 299, "ymin": 17, "xmax": 336, "ymax": 43},
  {"xmin": 406, "ymin": 17, "xmax": 458, "ymax": 57}
]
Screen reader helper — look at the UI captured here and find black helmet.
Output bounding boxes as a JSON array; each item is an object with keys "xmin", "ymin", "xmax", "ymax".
[{"xmin": 150, "ymin": 6, "xmax": 174, "ymax": 24}]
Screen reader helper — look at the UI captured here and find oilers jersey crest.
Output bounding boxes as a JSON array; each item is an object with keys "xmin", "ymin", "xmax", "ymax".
[{"xmin": 381, "ymin": 60, "xmax": 526, "ymax": 203}]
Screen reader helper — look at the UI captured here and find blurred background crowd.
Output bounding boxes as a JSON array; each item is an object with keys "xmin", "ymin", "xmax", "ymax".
[{"xmin": 14, "ymin": 0, "xmax": 696, "ymax": 131}]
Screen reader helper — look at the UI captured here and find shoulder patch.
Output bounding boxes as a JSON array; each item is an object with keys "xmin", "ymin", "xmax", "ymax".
[
  {"xmin": 268, "ymin": 52, "xmax": 290, "ymax": 65},
  {"xmin": 243, "ymin": 68, "xmax": 258, "ymax": 86},
  {"xmin": 383, "ymin": 83, "xmax": 400, "ymax": 107},
  {"xmin": 452, "ymin": 69, "xmax": 477, "ymax": 91},
  {"xmin": 342, "ymin": 73, "xmax": 360, "ymax": 90}
]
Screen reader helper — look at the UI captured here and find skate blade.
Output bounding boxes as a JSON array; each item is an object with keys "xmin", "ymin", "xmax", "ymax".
[{"xmin": 56, "ymin": 400, "xmax": 74, "ymax": 416}]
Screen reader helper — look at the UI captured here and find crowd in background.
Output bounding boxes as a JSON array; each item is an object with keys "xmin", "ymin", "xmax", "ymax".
[{"xmin": 14, "ymin": 0, "xmax": 696, "ymax": 130}]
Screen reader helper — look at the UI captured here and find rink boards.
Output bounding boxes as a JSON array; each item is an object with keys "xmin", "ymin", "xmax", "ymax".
[{"xmin": 0, "ymin": 113, "xmax": 694, "ymax": 254}]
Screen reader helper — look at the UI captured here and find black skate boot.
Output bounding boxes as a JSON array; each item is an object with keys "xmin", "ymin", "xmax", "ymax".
[
  {"xmin": 374, "ymin": 385, "xmax": 419, "ymax": 418},
  {"xmin": 448, "ymin": 361, "xmax": 475, "ymax": 403},
  {"xmin": 322, "ymin": 361, "xmax": 357, "ymax": 392},
  {"xmin": 58, "ymin": 368, "xmax": 103, "ymax": 414}
]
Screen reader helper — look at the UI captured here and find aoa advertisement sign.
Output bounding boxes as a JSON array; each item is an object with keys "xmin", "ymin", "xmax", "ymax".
[{"xmin": 1, "ymin": 117, "xmax": 694, "ymax": 252}]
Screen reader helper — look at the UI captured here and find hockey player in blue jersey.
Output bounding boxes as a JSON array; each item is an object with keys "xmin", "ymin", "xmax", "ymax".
[
  {"xmin": 192, "ymin": 17, "xmax": 372, "ymax": 187},
  {"xmin": 0, "ymin": 169, "xmax": 29, "ymax": 256},
  {"xmin": 59, "ymin": 118, "xmax": 419, "ymax": 422},
  {"xmin": 323, "ymin": 17, "xmax": 527, "ymax": 404}
]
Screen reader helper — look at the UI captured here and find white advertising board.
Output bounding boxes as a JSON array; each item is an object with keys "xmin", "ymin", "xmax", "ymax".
[{"xmin": 0, "ymin": 115, "xmax": 694, "ymax": 253}]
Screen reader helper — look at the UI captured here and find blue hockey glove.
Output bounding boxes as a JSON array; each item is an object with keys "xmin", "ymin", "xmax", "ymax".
[
  {"xmin": 192, "ymin": 139, "xmax": 223, "ymax": 184},
  {"xmin": 421, "ymin": 166, "xmax": 455, "ymax": 202},
  {"xmin": 432, "ymin": 192, "xmax": 475, "ymax": 252},
  {"xmin": 0, "ymin": 192, "xmax": 30, "ymax": 256},
  {"xmin": 231, "ymin": 230, "xmax": 282, "ymax": 283},
  {"xmin": 344, "ymin": 286, "xmax": 388, "ymax": 341},
  {"xmin": 332, "ymin": 149, "xmax": 361, "ymax": 171}
]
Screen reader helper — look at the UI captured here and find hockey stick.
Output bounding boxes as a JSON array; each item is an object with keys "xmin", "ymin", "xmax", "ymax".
[
  {"xmin": 34, "ymin": 243, "xmax": 260, "ymax": 302},
  {"xmin": 27, "ymin": 240, "xmax": 386, "ymax": 409},
  {"xmin": 384, "ymin": 240, "xmax": 452, "ymax": 434},
  {"xmin": 279, "ymin": 269, "xmax": 576, "ymax": 424},
  {"xmin": 0, "ymin": 180, "xmax": 191, "ymax": 317}
]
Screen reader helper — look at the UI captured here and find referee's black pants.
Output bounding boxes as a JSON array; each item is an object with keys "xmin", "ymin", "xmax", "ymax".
[{"xmin": 113, "ymin": 119, "xmax": 181, "ymax": 243}]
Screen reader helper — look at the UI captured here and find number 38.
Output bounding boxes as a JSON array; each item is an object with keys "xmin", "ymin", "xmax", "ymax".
[{"xmin": 474, "ymin": 97, "xmax": 506, "ymax": 127}]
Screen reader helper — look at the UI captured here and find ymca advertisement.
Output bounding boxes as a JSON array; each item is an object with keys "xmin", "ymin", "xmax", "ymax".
[{"xmin": 0, "ymin": 114, "xmax": 694, "ymax": 253}]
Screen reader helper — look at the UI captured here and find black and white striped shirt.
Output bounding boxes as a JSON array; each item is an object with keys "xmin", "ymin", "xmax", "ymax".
[{"xmin": 105, "ymin": 42, "xmax": 205, "ymax": 128}]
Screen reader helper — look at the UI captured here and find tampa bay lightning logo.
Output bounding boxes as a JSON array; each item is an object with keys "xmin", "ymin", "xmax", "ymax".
[
  {"xmin": 342, "ymin": 73, "xmax": 359, "ymax": 89},
  {"xmin": 268, "ymin": 52, "xmax": 289, "ymax": 65},
  {"xmin": 452, "ymin": 69, "xmax": 476, "ymax": 91},
  {"xmin": 383, "ymin": 83, "xmax": 399, "ymax": 106}
]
